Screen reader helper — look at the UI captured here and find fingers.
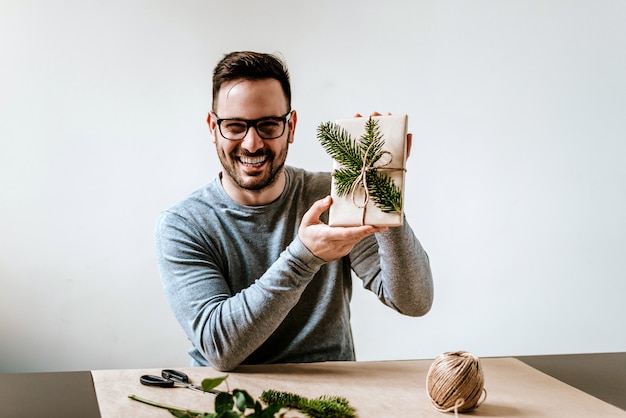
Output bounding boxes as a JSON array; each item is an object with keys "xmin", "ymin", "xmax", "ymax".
[
  {"xmin": 353, "ymin": 111, "xmax": 392, "ymax": 117},
  {"xmin": 301, "ymin": 196, "xmax": 332, "ymax": 227},
  {"xmin": 328, "ymin": 224, "xmax": 387, "ymax": 242},
  {"xmin": 298, "ymin": 197, "xmax": 388, "ymax": 261},
  {"xmin": 406, "ymin": 132, "xmax": 413, "ymax": 159},
  {"xmin": 302, "ymin": 224, "xmax": 386, "ymax": 262}
]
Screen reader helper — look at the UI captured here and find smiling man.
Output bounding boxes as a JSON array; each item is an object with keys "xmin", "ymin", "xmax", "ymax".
[
  {"xmin": 155, "ymin": 51, "xmax": 434, "ymax": 371},
  {"xmin": 209, "ymin": 77, "xmax": 293, "ymax": 204}
]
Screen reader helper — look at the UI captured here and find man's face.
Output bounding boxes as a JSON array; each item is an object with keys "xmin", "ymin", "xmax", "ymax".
[{"xmin": 208, "ymin": 78, "xmax": 295, "ymax": 197}]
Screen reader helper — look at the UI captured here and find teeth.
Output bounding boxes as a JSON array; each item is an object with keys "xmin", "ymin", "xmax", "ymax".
[{"xmin": 240, "ymin": 156, "xmax": 266, "ymax": 167}]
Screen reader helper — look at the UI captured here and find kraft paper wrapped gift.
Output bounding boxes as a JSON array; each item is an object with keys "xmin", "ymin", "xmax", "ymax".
[{"xmin": 328, "ymin": 114, "xmax": 407, "ymax": 227}]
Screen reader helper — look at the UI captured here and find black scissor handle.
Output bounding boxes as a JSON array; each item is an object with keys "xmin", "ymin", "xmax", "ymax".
[
  {"xmin": 162, "ymin": 369, "xmax": 190, "ymax": 384},
  {"xmin": 140, "ymin": 374, "xmax": 175, "ymax": 388}
]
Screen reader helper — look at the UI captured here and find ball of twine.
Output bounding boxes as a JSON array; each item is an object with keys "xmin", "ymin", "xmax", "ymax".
[{"xmin": 426, "ymin": 351, "xmax": 487, "ymax": 415}]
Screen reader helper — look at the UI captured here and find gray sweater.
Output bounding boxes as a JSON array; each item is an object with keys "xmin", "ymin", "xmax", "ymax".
[{"xmin": 155, "ymin": 166, "xmax": 433, "ymax": 371}]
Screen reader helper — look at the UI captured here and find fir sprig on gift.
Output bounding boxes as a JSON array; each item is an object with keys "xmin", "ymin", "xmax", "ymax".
[{"xmin": 317, "ymin": 118, "xmax": 402, "ymax": 214}]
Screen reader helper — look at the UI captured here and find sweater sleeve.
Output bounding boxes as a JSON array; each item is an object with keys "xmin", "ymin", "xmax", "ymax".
[
  {"xmin": 155, "ymin": 211, "xmax": 326, "ymax": 371},
  {"xmin": 349, "ymin": 217, "xmax": 434, "ymax": 316}
]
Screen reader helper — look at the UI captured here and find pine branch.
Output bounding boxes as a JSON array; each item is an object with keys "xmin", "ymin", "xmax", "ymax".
[
  {"xmin": 260, "ymin": 390, "xmax": 356, "ymax": 418},
  {"xmin": 357, "ymin": 118, "xmax": 385, "ymax": 167},
  {"xmin": 366, "ymin": 171, "xmax": 403, "ymax": 213},
  {"xmin": 317, "ymin": 122, "xmax": 363, "ymax": 171},
  {"xmin": 333, "ymin": 167, "xmax": 361, "ymax": 197}
]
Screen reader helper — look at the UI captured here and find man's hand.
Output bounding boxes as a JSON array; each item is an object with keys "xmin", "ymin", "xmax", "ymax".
[{"xmin": 298, "ymin": 196, "xmax": 388, "ymax": 262}]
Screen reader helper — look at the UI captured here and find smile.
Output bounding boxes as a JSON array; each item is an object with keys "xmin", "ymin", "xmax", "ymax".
[{"xmin": 239, "ymin": 155, "xmax": 267, "ymax": 168}]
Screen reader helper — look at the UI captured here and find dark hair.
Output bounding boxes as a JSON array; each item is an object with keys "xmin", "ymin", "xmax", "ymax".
[{"xmin": 212, "ymin": 51, "xmax": 291, "ymax": 111}]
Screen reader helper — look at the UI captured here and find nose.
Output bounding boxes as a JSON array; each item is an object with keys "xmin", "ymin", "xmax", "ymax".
[{"xmin": 240, "ymin": 126, "xmax": 265, "ymax": 153}]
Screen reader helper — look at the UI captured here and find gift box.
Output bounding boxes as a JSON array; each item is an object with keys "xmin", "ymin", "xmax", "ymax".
[{"xmin": 319, "ymin": 114, "xmax": 408, "ymax": 227}]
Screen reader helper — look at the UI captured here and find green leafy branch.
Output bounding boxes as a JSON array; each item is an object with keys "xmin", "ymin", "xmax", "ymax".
[
  {"xmin": 317, "ymin": 118, "xmax": 402, "ymax": 214},
  {"xmin": 129, "ymin": 375, "xmax": 356, "ymax": 418},
  {"xmin": 261, "ymin": 390, "xmax": 356, "ymax": 418}
]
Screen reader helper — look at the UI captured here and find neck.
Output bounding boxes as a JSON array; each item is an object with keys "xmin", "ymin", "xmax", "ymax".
[{"xmin": 220, "ymin": 170, "xmax": 287, "ymax": 206}]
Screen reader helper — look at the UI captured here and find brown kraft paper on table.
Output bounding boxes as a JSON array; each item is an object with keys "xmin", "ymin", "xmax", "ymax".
[
  {"xmin": 91, "ymin": 358, "xmax": 626, "ymax": 417},
  {"xmin": 328, "ymin": 114, "xmax": 407, "ymax": 227}
]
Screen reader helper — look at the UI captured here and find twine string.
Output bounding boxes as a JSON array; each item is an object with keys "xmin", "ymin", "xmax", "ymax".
[
  {"xmin": 426, "ymin": 351, "xmax": 487, "ymax": 416},
  {"xmin": 348, "ymin": 143, "xmax": 392, "ymax": 207}
]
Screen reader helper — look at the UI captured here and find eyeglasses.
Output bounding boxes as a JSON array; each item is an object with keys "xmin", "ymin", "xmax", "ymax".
[{"xmin": 213, "ymin": 111, "xmax": 293, "ymax": 141}]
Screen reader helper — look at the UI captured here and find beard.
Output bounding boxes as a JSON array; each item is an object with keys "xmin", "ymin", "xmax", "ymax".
[{"xmin": 217, "ymin": 138, "xmax": 290, "ymax": 192}]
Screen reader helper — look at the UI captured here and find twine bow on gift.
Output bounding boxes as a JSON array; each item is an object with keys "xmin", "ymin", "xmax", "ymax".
[{"xmin": 348, "ymin": 141, "xmax": 395, "ymax": 225}]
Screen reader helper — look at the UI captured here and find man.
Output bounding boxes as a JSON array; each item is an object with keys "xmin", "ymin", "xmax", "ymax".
[{"xmin": 155, "ymin": 51, "xmax": 433, "ymax": 371}]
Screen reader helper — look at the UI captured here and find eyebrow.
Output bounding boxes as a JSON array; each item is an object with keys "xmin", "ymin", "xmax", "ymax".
[{"xmin": 220, "ymin": 115, "xmax": 284, "ymax": 121}]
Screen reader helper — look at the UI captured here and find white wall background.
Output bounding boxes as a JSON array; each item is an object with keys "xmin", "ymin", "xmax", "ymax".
[{"xmin": 1, "ymin": 0, "xmax": 625, "ymax": 373}]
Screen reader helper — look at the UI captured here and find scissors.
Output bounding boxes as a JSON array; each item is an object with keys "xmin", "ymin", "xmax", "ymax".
[{"xmin": 140, "ymin": 369, "xmax": 222, "ymax": 395}]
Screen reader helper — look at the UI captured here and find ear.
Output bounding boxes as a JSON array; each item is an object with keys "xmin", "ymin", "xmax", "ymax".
[
  {"xmin": 207, "ymin": 112, "xmax": 217, "ymax": 143},
  {"xmin": 287, "ymin": 110, "xmax": 297, "ymax": 144}
]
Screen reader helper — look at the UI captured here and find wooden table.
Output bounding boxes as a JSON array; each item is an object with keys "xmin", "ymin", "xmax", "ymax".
[{"xmin": 1, "ymin": 353, "xmax": 624, "ymax": 417}]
